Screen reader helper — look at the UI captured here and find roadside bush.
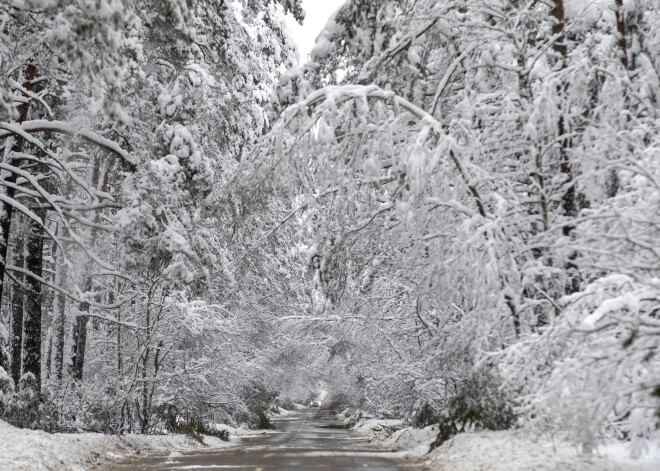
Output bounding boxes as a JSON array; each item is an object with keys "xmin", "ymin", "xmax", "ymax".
[
  {"xmin": 195, "ymin": 420, "xmax": 230, "ymax": 440},
  {"xmin": 414, "ymin": 402, "xmax": 441, "ymax": 428},
  {"xmin": 155, "ymin": 403, "xmax": 180, "ymax": 433},
  {"xmin": 154, "ymin": 403, "xmax": 229, "ymax": 440},
  {"xmin": 323, "ymin": 393, "xmax": 354, "ymax": 414},
  {"xmin": 244, "ymin": 384, "xmax": 278, "ymax": 429},
  {"xmin": 0, "ymin": 367, "xmax": 14, "ymax": 416},
  {"xmin": 6, "ymin": 373, "xmax": 49, "ymax": 429},
  {"xmin": 431, "ymin": 371, "xmax": 517, "ymax": 449},
  {"xmin": 256, "ymin": 411, "xmax": 276, "ymax": 430}
]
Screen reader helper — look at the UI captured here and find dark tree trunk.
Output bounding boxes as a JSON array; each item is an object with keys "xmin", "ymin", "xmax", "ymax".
[
  {"xmin": 9, "ymin": 231, "xmax": 24, "ymax": 385},
  {"xmin": 140, "ymin": 298, "xmax": 151, "ymax": 434},
  {"xmin": 615, "ymin": 0, "xmax": 628, "ymax": 69},
  {"xmin": 602, "ymin": 0, "xmax": 628, "ymax": 200},
  {"xmin": 112, "ymin": 287, "xmax": 122, "ymax": 374},
  {"xmin": 70, "ymin": 308, "xmax": 88, "ymax": 382},
  {"xmin": 22, "ymin": 207, "xmax": 44, "ymax": 389},
  {"xmin": 0, "ymin": 154, "xmax": 18, "ymax": 317},
  {"xmin": 54, "ymin": 227, "xmax": 67, "ymax": 383},
  {"xmin": 69, "ymin": 158, "xmax": 110, "ymax": 381},
  {"xmin": 550, "ymin": 1, "xmax": 567, "ymax": 58},
  {"xmin": 45, "ymin": 330, "xmax": 52, "ymax": 380},
  {"xmin": 551, "ymin": 1, "xmax": 579, "ymax": 296},
  {"xmin": 0, "ymin": 64, "xmax": 35, "ymax": 325}
]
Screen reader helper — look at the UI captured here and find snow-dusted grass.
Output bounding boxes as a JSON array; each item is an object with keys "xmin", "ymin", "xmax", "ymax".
[
  {"xmin": 0, "ymin": 419, "xmax": 237, "ymax": 471},
  {"xmin": 347, "ymin": 415, "xmax": 660, "ymax": 471}
]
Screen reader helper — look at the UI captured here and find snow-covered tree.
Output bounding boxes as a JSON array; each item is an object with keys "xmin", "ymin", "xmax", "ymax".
[
  {"xmin": 248, "ymin": 0, "xmax": 660, "ymax": 451},
  {"xmin": 0, "ymin": 0, "xmax": 304, "ymax": 432}
]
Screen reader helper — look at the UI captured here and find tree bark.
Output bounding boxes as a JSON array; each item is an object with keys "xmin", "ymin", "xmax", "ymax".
[
  {"xmin": 602, "ymin": 0, "xmax": 628, "ymax": 199},
  {"xmin": 22, "ymin": 206, "xmax": 44, "ymax": 389},
  {"xmin": 615, "ymin": 0, "xmax": 628, "ymax": 70},
  {"xmin": 9, "ymin": 230, "xmax": 24, "ymax": 385},
  {"xmin": 140, "ymin": 292, "xmax": 152, "ymax": 434},
  {"xmin": 112, "ymin": 286, "xmax": 122, "ymax": 374},
  {"xmin": 54, "ymin": 225, "xmax": 67, "ymax": 383},
  {"xmin": 70, "ymin": 158, "xmax": 111, "ymax": 381},
  {"xmin": 551, "ymin": 0, "xmax": 579, "ymax": 296},
  {"xmin": 70, "ymin": 312, "xmax": 88, "ymax": 382},
  {"xmin": 551, "ymin": 1, "xmax": 567, "ymax": 58},
  {"xmin": 0, "ymin": 63, "xmax": 36, "ymax": 325}
]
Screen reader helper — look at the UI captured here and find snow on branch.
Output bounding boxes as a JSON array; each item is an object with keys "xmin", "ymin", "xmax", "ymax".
[
  {"xmin": 283, "ymin": 84, "xmax": 488, "ymax": 217},
  {"xmin": 0, "ymin": 120, "xmax": 136, "ymax": 170},
  {"xmin": 10, "ymin": 80, "xmax": 53, "ymax": 116},
  {"xmin": 358, "ymin": 17, "xmax": 441, "ymax": 82},
  {"xmin": 6, "ymin": 264, "xmax": 139, "ymax": 312},
  {"xmin": 0, "ymin": 162, "xmax": 118, "ymax": 265}
]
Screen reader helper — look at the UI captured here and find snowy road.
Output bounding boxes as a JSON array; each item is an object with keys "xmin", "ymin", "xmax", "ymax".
[{"xmin": 100, "ymin": 409, "xmax": 405, "ymax": 470}]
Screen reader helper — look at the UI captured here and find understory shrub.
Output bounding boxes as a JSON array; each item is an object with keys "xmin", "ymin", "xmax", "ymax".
[
  {"xmin": 323, "ymin": 392, "xmax": 354, "ymax": 414},
  {"xmin": 256, "ymin": 411, "xmax": 276, "ymax": 430},
  {"xmin": 245, "ymin": 384, "xmax": 278, "ymax": 429},
  {"xmin": 154, "ymin": 403, "xmax": 229, "ymax": 440},
  {"xmin": 414, "ymin": 402, "xmax": 441, "ymax": 428},
  {"xmin": 0, "ymin": 372, "xmax": 50, "ymax": 430},
  {"xmin": 155, "ymin": 403, "xmax": 180, "ymax": 433},
  {"xmin": 195, "ymin": 420, "xmax": 230, "ymax": 440},
  {"xmin": 431, "ymin": 371, "xmax": 517, "ymax": 449},
  {"xmin": 0, "ymin": 367, "xmax": 14, "ymax": 416}
]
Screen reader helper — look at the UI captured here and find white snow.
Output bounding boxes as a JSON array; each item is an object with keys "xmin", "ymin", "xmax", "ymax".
[
  {"xmin": 0, "ymin": 119, "xmax": 136, "ymax": 166},
  {"xmin": 347, "ymin": 416, "xmax": 660, "ymax": 471},
  {"xmin": 0, "ymin": 419, "xmax": 235, "ymax": 471},
  {"xmin": 284, "ymin": 0, "xmax": 345, "ymax": 64}
]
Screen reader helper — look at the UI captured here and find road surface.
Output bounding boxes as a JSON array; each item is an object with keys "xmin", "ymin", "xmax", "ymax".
[{"xmin": 101, "ymin": 408, "xmax": 405, "ymax": 470}]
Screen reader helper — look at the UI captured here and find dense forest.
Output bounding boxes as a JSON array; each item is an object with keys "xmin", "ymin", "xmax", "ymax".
[{"xmin": 0, "ymin": 0, "xmax": 658, "ymax": 456}]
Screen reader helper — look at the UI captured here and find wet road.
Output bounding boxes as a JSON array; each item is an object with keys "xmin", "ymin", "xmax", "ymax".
[{"xmin": 102, "ymin": 409, "xmax": 404, "ymax": 470}]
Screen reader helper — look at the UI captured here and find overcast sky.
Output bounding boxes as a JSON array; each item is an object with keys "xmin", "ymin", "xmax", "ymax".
[{"xmin": 285, "ymin": 0, "xmax": 346, "ymax": 64}]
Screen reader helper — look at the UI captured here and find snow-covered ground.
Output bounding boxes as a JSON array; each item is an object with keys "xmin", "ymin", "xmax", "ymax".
[
  {"xmin": 4, "ymin": 409, "xmax": 659, "ymax": 471},
  {"xmin": 0, "ymin": 419, "xmax": 243, "ymax": 471},
  {"xmin": 348, "ymin": 416, "xmax": 660, "ymax": 471}
]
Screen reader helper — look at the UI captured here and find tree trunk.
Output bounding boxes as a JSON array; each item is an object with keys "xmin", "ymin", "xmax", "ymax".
[
  {"xmin": 70, "ymin": 310, "xmax": 88, "ymax": 382},
  {"xmin": 551, "ymin": 1, "xmax": 567, "ymax": 58},
  {"xmin": 615, "ymin": 0, "xmax": 628, "ymax": 70},
  {"xmin": 551, "ymin": 0, "xmax": 579, "ymax": 296},
  {"xmin": 54, "ymin": 225, "xmax": 68, "ymax": 383},
  {"xmin": 602, "ymin": 0, "xmax": 628, "ymax": 200},
  {"xmin": 22, "ymin": 207, "xmax": 44, "ymax": 389},
  {"xmin": 141, "ymin": 298, "xmax": 151, "ymax": 434},
  {"xmin": 9, "ymin": 231, "xmax": 24, "ymax": 386},
  {"xmin": 70, "ymin": 158, "xmax": 110, "ymax": 381},
  {"xmin": 45, "ymin": 329, "xmax": 52, "ymax": 380},
  {"xmin": 112, "ymin": 286, "xmax": 122, "ymax": 374},
  {"xmin": 0, "ymin": 63, "xmax": 36, "ymax": 325}
]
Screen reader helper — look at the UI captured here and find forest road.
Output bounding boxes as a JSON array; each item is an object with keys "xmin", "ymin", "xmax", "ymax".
[{"xmin": 100, "ymin": 408, "xmax": 406, "ymax": 470}]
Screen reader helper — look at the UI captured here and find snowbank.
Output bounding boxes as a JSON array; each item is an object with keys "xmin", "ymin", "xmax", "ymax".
[
  {"xmin": 351, "ymin": 418, "xmax": 405, "ymax": 442},
  {"xmin": 422, "ymin": 430, "xmax": 660, "ymax": 471},
  {"xmin": 351, "ymin": 417, "xmax": 436, "ymax": 459},
  {"xmin": 348, "ymin": 416, "xmax": 660, "ymax": 471},
  {"xmin": 0, "ymin": 419, "xmax": 235, "ymax": 471}
]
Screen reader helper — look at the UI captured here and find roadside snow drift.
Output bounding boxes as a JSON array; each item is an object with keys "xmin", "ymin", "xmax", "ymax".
[
  {"xmin": 349, "ymin": 416, "xmax": 660, "ymax": 471},
  {"xmin": 0, "ymin": 419, "xmax": 234, "ymax": 471}
]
